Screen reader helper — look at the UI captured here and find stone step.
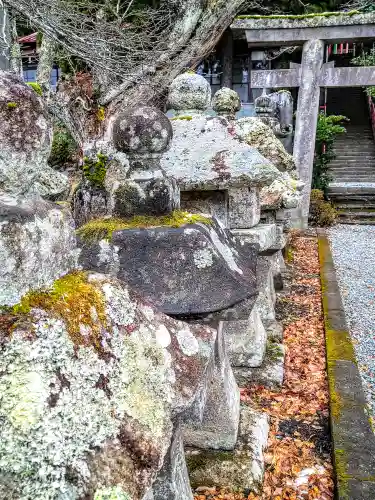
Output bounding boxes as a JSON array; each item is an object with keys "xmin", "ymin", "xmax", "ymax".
[{"xmin": 331, "ymin": 155, "xmax": 375, "ymax": 159}]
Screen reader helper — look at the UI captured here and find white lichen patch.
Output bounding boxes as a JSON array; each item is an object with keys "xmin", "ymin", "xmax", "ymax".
[
  {"xmin": 94, "ymin": 485, "xmax": 132, "ymax": 500},
  {"xmin": 176, "ymin": 328, "xmax": 199, "ymax": 356},
  {"xmin": 155, "ymin": 324, "xmax": 171, "ymax": 348},
  {"xmin": 193, "ymin": 248, "xmax": 213, "ymax": 269}
]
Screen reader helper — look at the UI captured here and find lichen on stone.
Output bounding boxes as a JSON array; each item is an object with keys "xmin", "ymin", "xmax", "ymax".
[
  {"xmin": 76, "ymin": 211, "xmax": 212, "ymax": 242},
  {"xmin": 10, "ymin": 271, "xmax": 109, "ymax": 351},
  {"xmin": 0, "ymin": 273, "xmax": 178, "ymax": 498},
  {"xmin": 94, "ymin": 486, "xmax": 132, "ymax": 500},
  {"xmin": 170, "ymin": 115, "xmax": 193, "ymax": 121}
]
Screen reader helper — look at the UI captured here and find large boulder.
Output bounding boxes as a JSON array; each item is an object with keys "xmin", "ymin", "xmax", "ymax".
[
  {"xmin": 235, "ymin": 117, "xmax": 296, "ymax": 173},
  {"xmin": 0, "ymin": 71, "xmax": 69, "ymax": 199},
  {"xmin": 0, "ymin": 272, "xmax": 215, "ymax": 499},
  {"xmin": 0, "ymin": 195, "xmax": 79, "ymax": 307}
]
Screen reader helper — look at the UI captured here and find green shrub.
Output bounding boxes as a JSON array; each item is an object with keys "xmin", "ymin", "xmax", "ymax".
[
  {"xmin": 48, "ymin": 122, "xmax": 78, "ymax": 167},
  {"xmin": 313, "ymin": 114, "xmax": 348, "ymax": 194},
  {"xmin": 309, "ymin": 189, "xmax": 337, "ymax": 227}
]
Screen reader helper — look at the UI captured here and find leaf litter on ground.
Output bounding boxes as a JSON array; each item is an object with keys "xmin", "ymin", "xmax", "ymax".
[{"xmin": 193, "ymin": 234, "xmax": 334, "ymax": 500}]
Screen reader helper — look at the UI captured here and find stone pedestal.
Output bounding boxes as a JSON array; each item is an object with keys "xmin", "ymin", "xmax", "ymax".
[
  {"xmin": 186, "ymin": 407, "xmax": 269, "ymax": 493},
  {"xmin": 224, "ymin": 308, "xmax": 267, "ymax": 368}
]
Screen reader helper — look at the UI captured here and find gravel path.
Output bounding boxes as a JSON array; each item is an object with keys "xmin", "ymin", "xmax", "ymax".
[{"xmin": 328, "ymin": 224, "xmax": 375, "ymax": 420}]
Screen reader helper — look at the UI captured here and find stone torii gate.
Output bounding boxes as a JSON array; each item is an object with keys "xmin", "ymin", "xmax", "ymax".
[{"xmin": 232, "ymin": 12, "xmax": 375, "ymax": 227}]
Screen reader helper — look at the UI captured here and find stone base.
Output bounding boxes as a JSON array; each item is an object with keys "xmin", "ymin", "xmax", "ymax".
[
  {"xmin": 186, "ymin": 406, "xmax": 269, "ymax": 494},
  {"xmin": 223, "ymin": 308, "xmax": 267, "ymax": 368},
  {"xmin": 262, "ymin": 250, "xmax": 286, "ymax": 291},
  {"xmin": 232, "ymin": 224, "xmax": 277, "ymax": 252},
  {"xmin": 152, "ymin": 427, "xmax": 194, "ymax": 500},
  {"xmin": 233, "ymin": 342, "xmax": 285, "ymax": 389}
]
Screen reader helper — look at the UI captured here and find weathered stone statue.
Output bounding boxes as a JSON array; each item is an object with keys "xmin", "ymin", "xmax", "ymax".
[
  {"xmin": 254, "ymin": 89, "xmax": 294, "ymax": 154},
  {"xmin": 0, "ymin": 71, "xmax": 77, "ymax": 306},
  {"xmin": 0, "ymin": 75, "xmax": 220, "ymax": 500}
]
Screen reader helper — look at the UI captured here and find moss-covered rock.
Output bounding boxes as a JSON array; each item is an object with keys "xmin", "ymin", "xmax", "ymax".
[{"xmin": 76, "ymin": 211, "xmax": 212, "ymax": 243}]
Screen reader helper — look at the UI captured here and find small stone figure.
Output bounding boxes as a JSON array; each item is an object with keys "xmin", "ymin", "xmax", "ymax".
[
  {"xmin": 111, "ymin": 105, "xmax": 179, "ymax": 217},
  {"xmin": 212, "ymin": 87, "xmax": 241, "ymax": 120}
]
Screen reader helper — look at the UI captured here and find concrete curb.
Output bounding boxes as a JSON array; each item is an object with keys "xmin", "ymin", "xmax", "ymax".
[{"xmin": 317, "ymin": 229, "xmax": 375, "ymax": 499}]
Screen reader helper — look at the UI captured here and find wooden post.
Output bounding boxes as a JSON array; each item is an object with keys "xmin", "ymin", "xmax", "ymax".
[{"xmin": 222, "ymin": 29, "xmax": 233, "ymax": 89}]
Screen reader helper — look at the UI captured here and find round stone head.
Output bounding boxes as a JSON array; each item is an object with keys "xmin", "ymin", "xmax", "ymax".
[
  {"xmin": 112, "ymin": 105, "xmax": 173, "ymax": 155},
  {"xmin": 212, "ymin": 88, "xmax": 241, "ymax": 118},
  {"xmin": 167, "ymin": 72, "xmax": 211, "ymax": 112},
  {"xmin": 254, "ymin": 91, "xmax": 277, "ymax": 117}
]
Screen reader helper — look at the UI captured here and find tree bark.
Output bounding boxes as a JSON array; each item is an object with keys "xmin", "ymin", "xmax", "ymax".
[
  {"xmin": 36, "ymin": 35, "xmax": 57, "ymax": 93},
  {"xmin": 9, "ymin": 14, "xmax": 22, "ymax": 76},
  {"xmin": 222, "ymin": 29, "xmax": 233, "ymax": 89}
]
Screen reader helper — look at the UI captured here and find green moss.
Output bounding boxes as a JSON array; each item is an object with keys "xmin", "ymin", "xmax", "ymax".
[
  {"xmin": 82, "ymin": 153, "xmax": 109, "ymax": 188},
  {"xmin": 237, "ymin": 10, "xmax": 360, "ymax": 20},
  {"xmin": 76, "ymin": 211, "xmax": 212, "ymax": 243},
  {"xmin": 97, "ymin": 106, "xmax": 105, "ymax": 122},
  {"xmin": 266, "ymin": 340, "xmax": 284, "ymax": 362},
  {"xmin": 26, "ymin": 82, "xmax": 43, "ymax": 96},
  {"xmin": 49, "ymin": 122, "xmax": 78, "ymax": 167},
  {"xmin": 7, "ymin": 102, "xmax": 17, "ymax": 109},
  {"xmin": 171, "ymin": 115, "xmax": 193, "ymax": 121},
  {"xmin": 11, "ymin": 271, "xmax": 108, "ymax": 351},
  {"xmin": 286, "ymin": 246, "xmax": 294, "ymax": 263},
  {"xmin": 187, "ymin": 451, "xmax": 235, "ymax": 473}
]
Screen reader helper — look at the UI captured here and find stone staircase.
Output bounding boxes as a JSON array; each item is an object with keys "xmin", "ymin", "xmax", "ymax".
[{"xmin": 327, "ymin": 88, "xmax": 375, "ymax": 224}]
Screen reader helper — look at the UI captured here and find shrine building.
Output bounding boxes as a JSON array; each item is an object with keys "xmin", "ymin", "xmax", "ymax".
[{"xmin": 200, "ymin": 11, "xmax": 375, "ymax": 225}]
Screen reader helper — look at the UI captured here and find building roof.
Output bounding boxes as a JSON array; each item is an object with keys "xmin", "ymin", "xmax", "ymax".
[
  {"xmin": 18, "ymin": 33, "xmax": 37, "ymax": 44},
  {"xmin": 232, "ymin": 11, "xmax": 375, "ymax": 30}
]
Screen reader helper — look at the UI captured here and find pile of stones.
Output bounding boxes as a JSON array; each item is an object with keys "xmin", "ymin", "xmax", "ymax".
[{"xmin": 0, "ymin": 70, "xmax": 303, "ymax": 499}]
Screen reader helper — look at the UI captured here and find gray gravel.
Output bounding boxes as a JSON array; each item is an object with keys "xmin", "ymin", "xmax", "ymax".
[{"xmin": 328, "ymin": 224, "xmax": 375, "ymax": 420}]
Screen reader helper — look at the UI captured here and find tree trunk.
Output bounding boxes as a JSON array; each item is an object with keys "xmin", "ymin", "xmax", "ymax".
[
  {"xmin": 222, "ymin": 29, "xmax": 233, "ymax": 89},
  {"xmin": 36, "ymin": 35, "xmax": 57, "ymax": 93},
  {"xmin": 9, "ymin": 14, "xmax": 22, "ymax": 76}
]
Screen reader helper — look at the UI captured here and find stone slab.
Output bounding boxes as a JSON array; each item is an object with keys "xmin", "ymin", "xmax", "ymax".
[
  {"xmin": 318, "ymin": 230, "xmax": 375, "ymax": 500},
  {"xmin": 79, "ymin": 217, "xmax": 259, "ymax": 319},
  {"xmin": 182, "ymin": 325, "xmax": 240, "ymax": 450},
  {"xmin": 186, "ymin": 406, "xmax": 269, "ymax": 494},
  {"xmin": 233, "ymin": 224, "xmax": 277, "ymax": 252},
  {"xmin": 233, "ymin": 342, "xmax": 285, "ymax": 389},
  {"xmin": 152, "ymin": 426, "xmax": 194, "ymax": 500},
  {"xmin": 223, "ymin": 308, "xmax": 267, "ymax": 368},
  {"xmin": 228, "ymin": 187, "xmax": 260, "ymax": 229}
]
